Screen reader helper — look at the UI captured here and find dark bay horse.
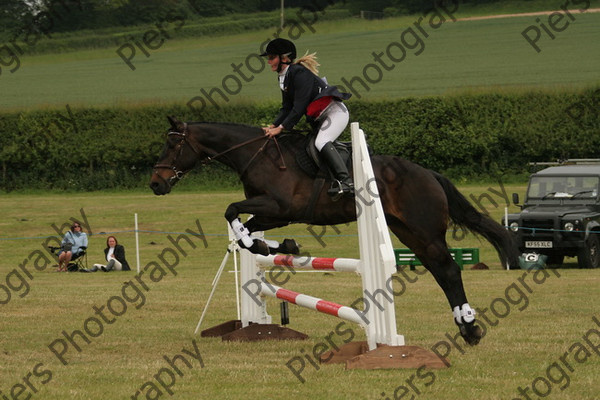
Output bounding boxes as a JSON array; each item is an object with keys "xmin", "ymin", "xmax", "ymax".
[{"xmin": 150, "ymin": 116, "xmax": 519, "ymax": 345}]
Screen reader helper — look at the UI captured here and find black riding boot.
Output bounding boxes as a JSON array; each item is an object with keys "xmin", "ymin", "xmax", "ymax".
[
  {"xmin": 101, "ymin": 259, "xmax": 115, "ymax": 272},
  {"xmin": 320, "ymin": 142, "xmax": 354, "ymax": 199}
]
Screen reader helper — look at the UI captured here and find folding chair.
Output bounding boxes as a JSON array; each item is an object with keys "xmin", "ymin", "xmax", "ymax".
[{"xmin": 49, "ymin": 246, "xmax": 88, "ymax": 272}]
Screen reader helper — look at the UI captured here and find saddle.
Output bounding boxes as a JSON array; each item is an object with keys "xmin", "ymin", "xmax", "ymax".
[{"xmin": 295, "ymin": 135, "xmax": 353, "ymax": 179}]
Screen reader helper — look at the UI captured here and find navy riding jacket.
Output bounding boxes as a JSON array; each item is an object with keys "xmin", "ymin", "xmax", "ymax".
[{"xmin": 273, "ymin": 63, "xmax": 351, "ymax": 130}]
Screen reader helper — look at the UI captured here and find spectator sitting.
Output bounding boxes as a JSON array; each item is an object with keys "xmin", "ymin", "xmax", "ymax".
[
  {"xmin": 57, "ymin": 222, "xmax": 87, "ymax": 272},
  {"xmin": 89, "ymin": 236, "xmax": 131, "ymax": 272}
]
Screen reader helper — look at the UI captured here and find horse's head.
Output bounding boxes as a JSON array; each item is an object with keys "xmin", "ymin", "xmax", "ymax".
[{"xmin": 150, "ymin": 116, "xmax": 203, "ymax": 195}]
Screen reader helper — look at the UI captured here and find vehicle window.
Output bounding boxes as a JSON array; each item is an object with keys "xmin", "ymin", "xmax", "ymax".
[{"xmin": 527, "ymin": 176, "xmax": 599, "ymax": 199}]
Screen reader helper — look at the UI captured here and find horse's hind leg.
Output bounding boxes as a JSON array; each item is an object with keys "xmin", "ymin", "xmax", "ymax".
[
  {"xmin": 417, "ymin": 239, "xmax": 482, "ymax": 345},
  {"xmin": 387, "ymin": 219, "xmax": 482, "ymax": 345},
  {"xmin": 378, "ymin": 157, "xmax": 482, "ymax": 345}
]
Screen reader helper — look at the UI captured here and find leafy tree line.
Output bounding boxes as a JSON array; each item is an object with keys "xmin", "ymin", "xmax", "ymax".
[
  {"xmin": 0, "ymin": 0, "xmax": 505, "ymax": 36},
  {"xmin": 1, "ymin": 88, "xmax": 598, "ymax": 191},
  {"xmin": 0, "ymin": 0, "xmax": 336, "ymax": 34}
]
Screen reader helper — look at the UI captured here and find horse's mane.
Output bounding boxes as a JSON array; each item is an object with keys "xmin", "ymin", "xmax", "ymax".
[
  {"xmin": 186, "ymin": 121, "xmax": 309, "ymax": 149},
  {"xmin": 188, "ymin": 121, "xmax": 260, "ymax": 131}
]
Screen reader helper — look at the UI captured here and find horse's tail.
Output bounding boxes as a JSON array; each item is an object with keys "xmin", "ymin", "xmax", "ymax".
[{"xmin": 430, "ymin": 170, "xmax": 520, "ymax": 268}]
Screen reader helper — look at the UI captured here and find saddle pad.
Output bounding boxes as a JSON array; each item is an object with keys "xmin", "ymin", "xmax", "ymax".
[
  {"xmin": 295, "ymin": 136, "xmax": 353, "ymax": 178},
  {"xmin": 296, "ymin": 148, "xmax": 320, "ymax": 177}
]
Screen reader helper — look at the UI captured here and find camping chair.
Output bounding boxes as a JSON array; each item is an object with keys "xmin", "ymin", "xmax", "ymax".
[{"xmin": 49, "ymin": 245, "xmax": 88, "ymax": 272}]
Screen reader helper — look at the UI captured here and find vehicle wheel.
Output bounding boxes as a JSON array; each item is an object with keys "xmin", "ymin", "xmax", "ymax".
[
  {"xmin": 577, "ymin": 234, "xmax": 600, "ymax": 269},
  {"xmin": 546, "ymin": 254, "xmax": 564, "ymax": 266}
]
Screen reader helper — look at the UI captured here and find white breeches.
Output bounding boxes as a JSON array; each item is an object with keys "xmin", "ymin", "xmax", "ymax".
[{"xmin": 314, "ymin": 101, "xmax": 349, "ymax": 151}]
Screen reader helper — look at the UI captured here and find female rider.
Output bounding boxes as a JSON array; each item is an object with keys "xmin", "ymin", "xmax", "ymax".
[{"xmin": 261, "ymin": 38, "xmax": 354, "ymax": 198}]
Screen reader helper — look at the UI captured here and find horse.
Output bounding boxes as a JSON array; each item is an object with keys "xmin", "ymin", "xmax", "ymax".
[{"xmin": 150, "ymin": 116, "xmax": 519, "ymax": 346}]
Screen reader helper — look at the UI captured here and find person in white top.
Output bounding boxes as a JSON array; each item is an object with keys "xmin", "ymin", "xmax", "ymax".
[{"xmin": 90, "ymin": 236, "xmax": 130, "ymax": 272}]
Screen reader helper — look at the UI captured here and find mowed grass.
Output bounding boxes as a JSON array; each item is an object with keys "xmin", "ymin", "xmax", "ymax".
[
  {"xmin": 2, "ymin": 9, "xmax": 600, "ymax": 110},
  {"xmin": 1, "ymin": 186, "xmax": 599, "ymax": 400}
]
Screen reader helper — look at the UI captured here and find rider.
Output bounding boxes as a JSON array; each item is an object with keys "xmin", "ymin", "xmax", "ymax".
[{"xmin": 261, "ymin": 38, "xmax": 354, "ymax": 198}]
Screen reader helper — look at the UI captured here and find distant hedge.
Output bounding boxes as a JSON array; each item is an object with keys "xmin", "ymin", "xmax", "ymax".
[
  {"xmin": 1, "ymin": 87, "xmax": 598, "ymax": 191},
  {"xmin": 10, "ymin": 8, "xmax": 353, "ymax": 56}
]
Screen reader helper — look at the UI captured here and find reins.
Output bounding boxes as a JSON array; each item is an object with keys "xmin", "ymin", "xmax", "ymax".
[
  {"xmin": 206, "ymin": 134, "xmax": 287, "ymax": 176},
  {"xmin": 205, "ymin": 135, "xmax": 266, "ymax": 162},
  {"xmin": 154, "ymin": 124, "xmax": 287, "ymax": 185}
]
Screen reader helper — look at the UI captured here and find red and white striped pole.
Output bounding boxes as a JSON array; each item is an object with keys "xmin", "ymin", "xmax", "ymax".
[
  {"xmin": 256, "ymin": 254, "xmax": 360, "ymax": 273},
  {"xmin": 259, "ymin": 283, "xmax": 366, "ymax": 327}
]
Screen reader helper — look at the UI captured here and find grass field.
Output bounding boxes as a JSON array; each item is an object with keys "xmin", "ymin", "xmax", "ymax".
[
  {"xmin": 1, "ymin": 187, "xmax": 599, "ymax": 400},
  {"xmin": 2, "ymin": 2, "xmax": 600, "ymax": 399},
  {"xmin": 1, "ymin": 5, "xmax": 599, "ymax": 111}
]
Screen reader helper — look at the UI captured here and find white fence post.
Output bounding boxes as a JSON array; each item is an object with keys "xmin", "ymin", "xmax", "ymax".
[{"xmin": 351, "ymin": 122, "xmax": 404, "ymax": 349}]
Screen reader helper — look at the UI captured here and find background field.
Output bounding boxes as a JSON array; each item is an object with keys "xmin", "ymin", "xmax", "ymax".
[
  {"xmin": 2, "ymin": 8, "xmax": 600, "ymax": 110},
  {"xmin": 1, "ymin": 187, "xmax": 600, "ymax": 400},
  {"xmin": 2, "ymin": 1, "xmax": 600, "ymax": 399}
]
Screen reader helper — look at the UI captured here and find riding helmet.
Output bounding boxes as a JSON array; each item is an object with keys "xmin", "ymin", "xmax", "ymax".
[{"xmin": 261, "ymin": 38, "xmax": 296, "ymax": 61}]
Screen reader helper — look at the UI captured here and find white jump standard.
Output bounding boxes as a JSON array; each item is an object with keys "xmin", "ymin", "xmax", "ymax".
[{"xmin": 199, "ymin": 123, "xmax": 448, "ymax": 370}]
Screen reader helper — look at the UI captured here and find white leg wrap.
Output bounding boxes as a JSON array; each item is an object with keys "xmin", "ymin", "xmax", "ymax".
[
  {"xmin": 231, "ymin": 219, "xmax": 253, "ymax": 248},
  {"xmin": 261, "ymin": 238, "xmax": 280, "ymax": 249},
  {"xmin": 460, "ymin": 303, "xmax": 476, "ymax": 323},
  {"xmin": 453, "ymin": 306, "xmax": 461, "ymax": 324},
  {"xmin": 453, "ymin": 303, "xmax": 476, "ymax": 324}
]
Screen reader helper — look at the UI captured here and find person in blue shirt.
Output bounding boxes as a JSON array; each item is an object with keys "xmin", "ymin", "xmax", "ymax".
[{"xmin": 57, "ymin": 222, "xmax": 88, "ymax": 272}]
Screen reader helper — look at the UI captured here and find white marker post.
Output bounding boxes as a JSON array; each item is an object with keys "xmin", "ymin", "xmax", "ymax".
[{"xmin": 135, "ymin": 213, "xmax": 141, "ymax": 274}]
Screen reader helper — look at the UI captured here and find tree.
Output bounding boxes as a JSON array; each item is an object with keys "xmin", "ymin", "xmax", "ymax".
[{"xmin": 0, "ymin": 0, "xmax": 33, "ymax": 38}]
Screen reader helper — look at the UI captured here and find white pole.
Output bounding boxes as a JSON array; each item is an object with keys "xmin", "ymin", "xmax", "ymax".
[
  {"xmin": 135, "ymin": 213, "xmax": 140, "ymax": 274},
  {"xmin": 233, "ymin": 243, "xmax": 241, "ymax": 320},
  {"xmin": 505, "ymin": 207, "xmax": 510, "ymax": 270},
  {"xmin": 195, "ymin": 250, "xmax": 231, "ymax": 334},
  {"xmin": 226, "ymin": 224, "xmax": 242, "ymax": 320}
]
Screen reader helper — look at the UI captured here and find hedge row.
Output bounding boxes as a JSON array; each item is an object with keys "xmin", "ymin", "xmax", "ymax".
[
  {"xmin": 11, "ymin": 8, "xmax": 352, "ymax": 56},
  {"xmin": 1, "ymin": 87, "xmax": 598, "ymax": 191}
]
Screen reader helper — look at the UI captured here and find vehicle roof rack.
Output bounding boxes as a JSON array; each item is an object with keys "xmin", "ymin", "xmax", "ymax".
[{"xmin": 529, "ymin": 159, "xmax": 600, "ymax": 166}]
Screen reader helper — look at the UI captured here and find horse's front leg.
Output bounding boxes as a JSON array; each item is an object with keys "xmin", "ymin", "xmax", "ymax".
[{"xmin": 224, "ymin": 196, "xmax": 299, "ymax": 256}]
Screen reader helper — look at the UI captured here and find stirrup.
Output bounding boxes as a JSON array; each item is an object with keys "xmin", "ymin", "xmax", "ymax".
[
  {"xmin": 342, "ymin": 181, "xmax": 355, "ymax": 194},
  {"xmin": 327, "ymin": 180, "xmax": 354, "ymax": 201}
]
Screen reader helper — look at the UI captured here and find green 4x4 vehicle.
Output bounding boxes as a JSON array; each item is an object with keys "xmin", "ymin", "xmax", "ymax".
[{"xmin": 504, "ymin": 162, "xmax": 600, "ymax": 269}]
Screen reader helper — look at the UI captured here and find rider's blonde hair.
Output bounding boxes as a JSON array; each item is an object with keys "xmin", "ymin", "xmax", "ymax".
[{"xmin": 294, "ymin": 51, "xmax": 319, "ymax": 75}]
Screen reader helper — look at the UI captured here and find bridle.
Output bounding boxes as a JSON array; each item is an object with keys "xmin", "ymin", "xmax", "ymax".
[
  {"xmin": 152, "ymin": 123, "xmax": 287, "ymax": 186},
  {"xmin": 152, "ymin": 123, "xmax": 203, "ymax": 185}
]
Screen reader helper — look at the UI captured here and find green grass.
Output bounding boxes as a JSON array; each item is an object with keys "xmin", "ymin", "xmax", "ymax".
[
  {"xmin": 2, "ymin": 2, "xmax": 600, "ymax": 397},
  {"xmin": 1, "ymin": 187, "xmax": 599, "ymax": 399},
  {"xmin": 2, "ymin": 7, "xmax": 599, "ymax": 111}
]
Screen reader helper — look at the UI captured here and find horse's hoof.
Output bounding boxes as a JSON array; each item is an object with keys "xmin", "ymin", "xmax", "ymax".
[
  {"xmin": 459, "ymin": 322, "xmax": 483, "ymax": 346},
  {"xmin": 280, "ymin": 239, "xmax": 299, "ymax": 255},
  {"xmin": 248, "ymin": 239, "xmax": 270, "ymax": 256}
]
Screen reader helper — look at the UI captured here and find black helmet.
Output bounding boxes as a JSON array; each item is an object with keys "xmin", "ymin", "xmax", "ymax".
[{"xmin": 261, "ymin": 38, "xmax": 296, "ymax": 60}]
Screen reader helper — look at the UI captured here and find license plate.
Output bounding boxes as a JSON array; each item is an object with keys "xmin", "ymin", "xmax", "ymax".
[{"xmin": 525, "ymin": 241, "xmax": 553, "ymax": 248}]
